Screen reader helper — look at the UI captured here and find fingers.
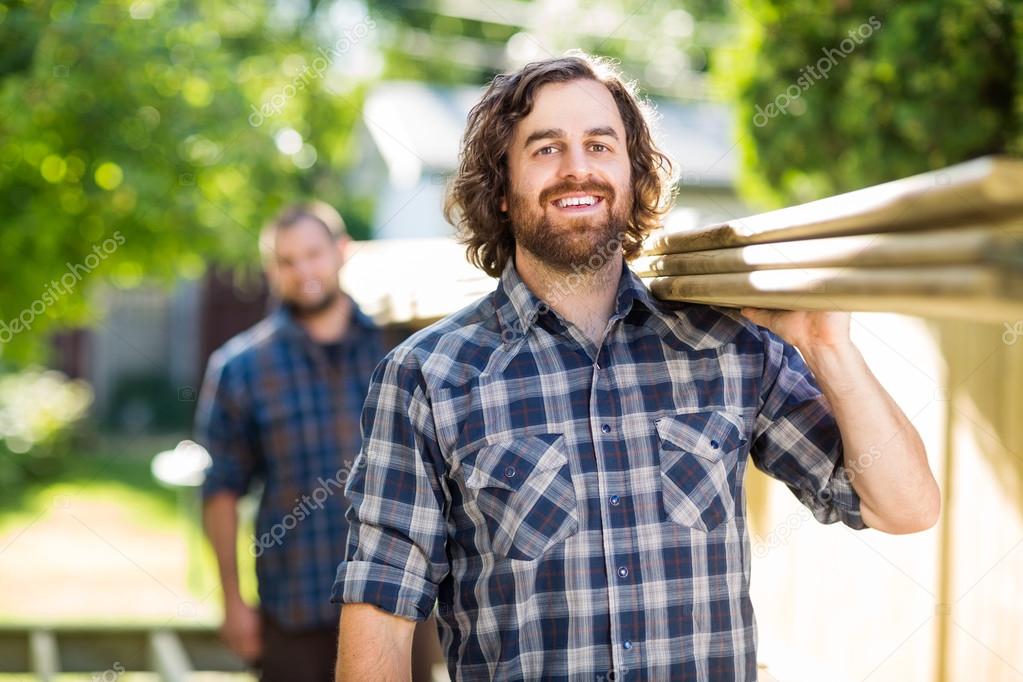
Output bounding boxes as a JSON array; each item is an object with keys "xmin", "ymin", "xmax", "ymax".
[
  {"xmin": 740, "ymin": 307, "xmax": 770, "ymax": 326},
  {"xmin": 222, "ymin": 607, "xmax": 263, "ymax": 662}
]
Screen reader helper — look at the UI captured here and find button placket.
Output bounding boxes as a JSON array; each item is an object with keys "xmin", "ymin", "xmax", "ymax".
[{"xmin": 589, "ymin": 343, "xmax": 641, "ymax": 675}]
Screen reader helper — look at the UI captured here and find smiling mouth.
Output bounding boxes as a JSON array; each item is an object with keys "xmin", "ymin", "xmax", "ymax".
[{"xmin": 550, "ymin": 194, "xmax": 604, "ymax": 210}]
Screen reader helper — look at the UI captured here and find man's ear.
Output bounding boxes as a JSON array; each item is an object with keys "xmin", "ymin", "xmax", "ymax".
[
  {"xmin": 500, "ymin": 196, "xmax": 507, "ymax": 212},
  {"xmin": 337, "ymin": 234, "xmax": 353, "ymax": 264}
]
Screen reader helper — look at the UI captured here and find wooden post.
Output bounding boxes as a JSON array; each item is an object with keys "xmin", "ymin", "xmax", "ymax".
[
  {"xmin": 148, "ymin": 630, "xmax": 192, "ymax": 682},
  {"xmin": 29, "ymin": 630, "xmax": 59, "ymax": 682}
]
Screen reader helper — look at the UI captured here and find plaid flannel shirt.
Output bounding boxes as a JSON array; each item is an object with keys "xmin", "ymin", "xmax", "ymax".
[
  {"xmin": 197, "ymin": 302, "xmax": 384, "ymax": 629},
  {"xmin": 333, "ymin": 259, "xmax": 866, "ymax": 680}
]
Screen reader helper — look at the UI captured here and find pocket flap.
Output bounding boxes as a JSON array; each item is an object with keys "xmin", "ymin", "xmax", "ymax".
[
  {"xmin": 656, "ymin": 410, "xmax": 746, "ymax": 462},
  {"xmin": 463, "ymin": 433, "xmax": 567, "ymax": 492}
]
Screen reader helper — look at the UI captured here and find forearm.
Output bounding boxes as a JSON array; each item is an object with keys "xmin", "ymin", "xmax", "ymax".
[
  {"xmin": 202, "ymin": 492, "xmax": 244, "ymax": 604},
  {"xmin": 336, "ymin": 603, "xmax": 415, "ymax": 682},
  {"xmin": 799, "ymin": 341, "xmax": 940, "ymax": 533}
]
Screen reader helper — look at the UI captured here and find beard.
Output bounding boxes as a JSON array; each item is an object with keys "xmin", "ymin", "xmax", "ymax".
[
  {"xmin": 281, "ymin": 286, "xmax": 340, "ymax": 318},
  {"xmin": 507, "ymin": 179, "xmax": 631, "ymax": 274}
]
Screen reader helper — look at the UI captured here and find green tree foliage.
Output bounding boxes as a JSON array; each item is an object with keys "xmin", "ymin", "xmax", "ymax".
[
  {"xmin": 370, "ymin": 0, "xmax": 732, "ymax": 93},
  {"xmin": 0, "ymin": 0, "xmax": 376, "ymax": 362},
  {"xmin": 717, "ymin": 1, "xmax": 1020, "ymax": 208}
]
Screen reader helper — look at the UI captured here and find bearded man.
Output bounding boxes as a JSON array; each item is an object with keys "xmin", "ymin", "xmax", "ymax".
[
  {"xmin": 331, "ymin": 54, "xmax": 940, "ymax": 681},
  {"xmin": 198, "ymin": 202, "xmax": 385, "ymax": 680}
]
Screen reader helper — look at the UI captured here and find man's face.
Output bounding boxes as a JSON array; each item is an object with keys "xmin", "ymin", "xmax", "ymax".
[
  {"xmin": 503, "ymin": 78, "xmax": 633, "ymax": 272},
  {"xmin": 264, "ymin": 219, "xmax": 346, "ymax": 316}
]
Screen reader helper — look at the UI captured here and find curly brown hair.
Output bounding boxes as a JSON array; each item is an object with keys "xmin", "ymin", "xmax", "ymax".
[{"xmin": 444, "ymin": 52, "xmax": 676, "ymax": 278}]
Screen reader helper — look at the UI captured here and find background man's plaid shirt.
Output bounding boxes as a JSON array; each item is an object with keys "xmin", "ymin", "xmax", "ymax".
[
  {"xmin": 196, "ymin": 303, "xmax": 384, "ymax": 629},
  {"xmin": 333, "ymin": 260, "xmax": 866, "ymax": 681}
]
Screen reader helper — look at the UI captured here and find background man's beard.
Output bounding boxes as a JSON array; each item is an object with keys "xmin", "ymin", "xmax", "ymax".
[
  {"xmin": 281, "ymin": 287, "xmax": 340, "ymax": 317},
  {"xmin": 508, "ymin": 186, "xmax": 630, "ymax": 273}
]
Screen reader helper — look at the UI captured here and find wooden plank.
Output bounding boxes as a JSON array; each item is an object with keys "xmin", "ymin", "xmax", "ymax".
[
  {"xmin": 654, "ymin": 293, "xmax": 1023, "ymax": 323},
  {"xmin": 646, "ymin": 265, "xmax": 1019, "ymax": 298},
  {"xmin": 29, "ymin": 629, "xmax": 59, "ymax": 682},
  {"xmin": 632, "ymin": 223, "xmax": 1023, "ymax": 277},
  {"xmin": 643, "ymin": 265, "xmax": 1023, "ymax": 322},
  {"xmin": 642, "ymin": 156, "xmax": 1023, "ymax": 256}
]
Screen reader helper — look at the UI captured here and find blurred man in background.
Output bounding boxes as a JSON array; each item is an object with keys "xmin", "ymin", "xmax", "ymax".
[{"xmin": 196, "ymin": 201, "xmax": 386, "ymax": 681}]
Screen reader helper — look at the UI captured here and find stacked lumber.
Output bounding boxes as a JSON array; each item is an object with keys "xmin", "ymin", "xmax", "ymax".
[{"xmin": 636, "ymin": 156, "xmax": 1023, "ymax": 322}]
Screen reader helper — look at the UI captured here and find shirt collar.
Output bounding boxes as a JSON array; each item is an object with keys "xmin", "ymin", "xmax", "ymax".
[
  {"xmin": 615, "ymin": 263, "xmax": 659, "ymax": 320},
  {"xmin": 494, "ymin": 257, "xmax": 659, "ymax": 342}
]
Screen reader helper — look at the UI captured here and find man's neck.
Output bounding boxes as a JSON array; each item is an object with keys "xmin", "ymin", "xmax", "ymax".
[
  {"xmin": 294, "ymin": 292, "xmax": 353, "ymax": 344},
  {"xmin": 514, "ymin": 245, "xmax": 622, "ymax": 348}
]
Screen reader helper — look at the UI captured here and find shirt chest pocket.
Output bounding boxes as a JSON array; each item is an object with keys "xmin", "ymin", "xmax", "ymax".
[
  {"xmin": 656, "ymin": 410, "xmax": 747, "ymax": 533},
  {"xmin": 460, "ymin": 433, "xmax": 579, "ymax": 562}
]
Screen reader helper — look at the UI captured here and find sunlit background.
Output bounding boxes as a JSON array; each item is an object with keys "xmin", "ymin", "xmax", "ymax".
[{"xmin": 2, "ymin": 0, "xmax": 1023, "ymax": 680}]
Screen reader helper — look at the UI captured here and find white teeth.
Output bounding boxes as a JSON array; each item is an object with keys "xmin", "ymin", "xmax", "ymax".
[{"xmin": 555, "ymin": 195, "xmax": 598, "ymax": 208}]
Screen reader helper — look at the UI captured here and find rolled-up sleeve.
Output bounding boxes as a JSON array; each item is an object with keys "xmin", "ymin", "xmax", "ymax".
[
  {"xmin": 749, "ymin": 328, "xmax": 867, "ymax": 530},
  {"xmin": 196, "ymin": 351, "xmax": 261, "ymax": 500},
  {"xmin": 331, "ymin": 351, "xmax": 450, "ymax": 621}
]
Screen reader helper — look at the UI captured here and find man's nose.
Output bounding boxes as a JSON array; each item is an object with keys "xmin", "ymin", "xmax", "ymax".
[
  {"xmin": 294, "ymin": 258, "xmax": 317, "ymax": 279},
  {"xmin": 557, "ymin": 143, "xmax": 594, "ymax": 182}
]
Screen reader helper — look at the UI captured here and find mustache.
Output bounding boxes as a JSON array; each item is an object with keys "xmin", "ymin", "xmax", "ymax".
[{"xmin": 539, "ymin": 181, "xmax": 615, "ymax": 206}]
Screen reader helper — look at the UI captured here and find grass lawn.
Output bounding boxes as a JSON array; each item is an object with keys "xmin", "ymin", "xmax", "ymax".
[{"xmin": 0, "ymin": 433, "xmax": 258, "ymax": 627}]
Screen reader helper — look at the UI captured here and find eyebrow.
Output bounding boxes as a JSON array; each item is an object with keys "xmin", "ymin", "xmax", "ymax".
[{"xmin": 522, "ymin": 126, "xmax": 620, "ymax": 147}]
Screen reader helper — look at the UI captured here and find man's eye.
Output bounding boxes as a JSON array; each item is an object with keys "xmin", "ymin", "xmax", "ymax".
[
  {"xmin": 537, "ymin": 146, "xmax": 558, "ymax": 156},
  {"xmin": 591, "ymin": 143, "xmax": 609, "ymax": 152}
]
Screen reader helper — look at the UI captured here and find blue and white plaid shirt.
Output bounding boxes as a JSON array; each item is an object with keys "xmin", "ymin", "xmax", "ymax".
[
  {"xmin": 197, "ymin": 302, "xmax": 384, "ymax": 629},
  {"xmin": 333, "ymin": 259, "xmax": 866, "ymax": 680}
]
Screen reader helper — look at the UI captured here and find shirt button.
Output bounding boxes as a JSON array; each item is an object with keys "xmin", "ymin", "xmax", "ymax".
[
  {"xmin": 617, "ymin": 566, "xmax": 629, "ymax": 578},
  {"xmin": 609, "ymin": 495, "xmax": 620, "ymax": 506},
  {"xmin": 504, "ymin": 466, "xmax": 516, "ymax": 479},
  {"xmin": 623, "ymin": 640, "xmax": 633, "ymax": 650},
  {"xmin": 601, "ymin": 423, "xmax": 611, "ymax": 434},
  {"xmin": 710, "ymin": 439, "xmax": 719, "ymax": 449}
]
